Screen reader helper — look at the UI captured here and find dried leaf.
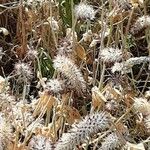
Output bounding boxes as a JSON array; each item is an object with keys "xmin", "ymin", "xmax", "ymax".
[
  {"xmin": 75, "ymin": 43, "xmax": 86, "ymax": 60},
  {"xmin": 57, "ymin": 105, "xmax": 81, "ymax": 125},
  {"xmin": 109, "ymin": 9, "xmax": 131, "ymax": 24},
  {"xmin": 33, "ymin": 92, "xmax": 56, "ymax": 117},
  {"xmin": 61, "ymin": 93, "xmax": 71, "ymax": 104},
  {"xmin": 92, "ymin": 86, "xmax": 107, "ymax": 109},
  {"xmin": 105, "ymin": 86, "xmax": 122, "ymax": 101},
  {"xmin": 126, "ymin": 142, "xmax": 145, "ymax": 150}
]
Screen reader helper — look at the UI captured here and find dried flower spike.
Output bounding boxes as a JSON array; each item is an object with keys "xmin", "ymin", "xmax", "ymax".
[
  {"xmin": 100, "ymin": 47, "xmax": 123, "ymax": 63},
  {"xmin": 28, "ymin": 135, "xmax": 52, "ymax": 150},
  {"xmin": 53, "ymin": 55, "xmax": 86, "ymax": 93},
  {"xmin": 45, "ymin": 79, "xmax": 63, "ymax": 94},
  {"xmin": 100, "ymin": 132, "xmax": 125, "ymax": 150},
  {"xmin": 74, "ymin": 3, "xmax": 95, "ymax": 20},
  {"xmin": 111, "ymin": 56, "xmax": 150, "ymax": 74},
  {"xmin": 55, "ymin": 112, "xmax": 111, "ymax": 150}
]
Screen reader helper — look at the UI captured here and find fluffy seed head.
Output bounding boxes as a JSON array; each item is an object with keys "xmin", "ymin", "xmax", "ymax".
[
  {"xmin": 74, "ymin": 3, "xmax": 95, "ymax": 20},
  {"xmin": 45, "ymin": 79, "xmax": 63, "ymax": 94},
  {"xmin": 53, "ymin": 55, "xmax": 86, "ymax": 93},
  {"xmin": 28, "ymin": 135, "xmax": 52, "ymax": 150},
  {"xmin": 111, "ymin": 56, "xmax": 150, "ymax": 74},
  {"xmin": 100, "ymin": 132, "xmax": 125, "ymax": 150},
  {"xmin": 100, "ymin": 47, "xmax": 123, "ymax": 63},
  {"xmin": 131, "ymin": 16, "xmax": 150, "ymax": 34},
  {"xmin": 133, "ymin": 97, "xmax": 150, "ymax": 116},
  {"xmin": 57, "ymin": 38, "xmax": 74, "ymax": 59},
  {"xmin": 111, "ymin": 62, "xmax": 124, "ymax": 73},
  {"xmin": 14, "ymin": 62, "xmax": 33, "ymax": 79},
  {"xmin": 55, "ymin": 112, "xmax": 111, "ymax": 150},
  {"xmin": 82, "ymin": 30, "xmax": 93, "ymax": 42},
  {"xmin": 125, "ymin": 56, "xmax": 150, "ymax": 68}
]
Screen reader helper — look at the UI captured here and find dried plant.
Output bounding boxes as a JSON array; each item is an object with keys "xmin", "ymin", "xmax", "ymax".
[
  {"xmin": 131, "ymin": 15, "xmax": 150, "ymax": 34},
  {"xmin": 55, "ymin": 112, "xmax": 111, "ymax": 150},
  {"xmin": 0, "ymin": 0, "xmax": 150, "ymax": 149},
  {"xmin": 74, "ymin": 2, "xmax": 96, "ymax": 20},
  {"xmin": 14, "ymin": 62, "xmax": 33, "ymax": 80},
  {"xmin": 99, "ymin": 132, "xmax": 125, "ymax": 150},
  {"xmin": 100, "ymin": 47, "xmax": 123, "ymax": 63},
  {"xmin": 28, "ymin": 135, "xmax": 52, "ymax": 150},
  {"xmin": 111, "ymin": 56, "xmax": 150, "ymax": 74},
  {"xmin": 53, "ymin": 55, "xmax": 86, "ymax": 93}
]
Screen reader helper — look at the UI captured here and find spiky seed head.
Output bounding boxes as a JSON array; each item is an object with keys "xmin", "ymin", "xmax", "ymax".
[
  {"xmin": 28, "ymin": 135, "xmax": 52, "ymax": 150},
  {"xmin": 14, "ymin": 62, "xmax": 33, "ymax": 79},
  {"xmin": 100, "ymin": 47, "xmax": 123, "ymax": 63},
  {"xmin": 131, "ymin": 15, "xmax": 150, "ymax": 34},
  {"xmin": 53, "ymin": 55, "xmax": 86, "ymax": 93},
  {"xmin": 55, "ymin": 112, "xmax": 111, "ymax": 150},
  {"xmin": 45, "ymin": 79, "xmax": 63, "ymax": 94},
  {"xmin": 111, "ymin": 62, "xmax": 124, "ymax": 73},
  {"xmin": 111, "ymin": 56, "xmax": 150, "ymax": 74},
  {"xmin": 100, "ymin": 132, "xmax": 125, "ymax": 150},
  {"xmin": 74, "ymin": 3, "xmax": 95, "ymax": 20}
]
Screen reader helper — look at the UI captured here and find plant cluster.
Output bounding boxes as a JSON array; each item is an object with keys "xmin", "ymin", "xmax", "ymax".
[{"xmin": 0, "ymin": 0, "xmax": 150, "ymax": 150}]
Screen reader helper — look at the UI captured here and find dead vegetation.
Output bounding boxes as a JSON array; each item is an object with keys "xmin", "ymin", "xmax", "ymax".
[{"xmin": 0, "ymin": 0, "xmax": 150, "ymax": 149}]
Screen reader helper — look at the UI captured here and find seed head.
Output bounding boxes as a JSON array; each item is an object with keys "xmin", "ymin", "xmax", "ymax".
[
  {"xmin": 53, "ymin": 55, "xmax": 86, "ymax": 93},
  {"xmin": 100, "ymin": 132, "xmax": 125, "ymax": 150},
  {"xmin": 131, "ymin": 15, "xmax": 150, "ymax": 34},
  {"xmin": 100, "ymin": 47, "xmax": 123, "ymax": 63},
  {"xmin": 74, "ymin": 3, "xmax": 95, "ymax": 20},
  {"xmin": 14, "ymin": 62, "xmax": 33, "ymax": 79},
  {"xmin": 55, "ymin": 112, "xmax": 111, "ymax": 150},
  {"xmin": 45, "ymin": 79, "xmax": 63, "ymax": 94},
  {"xmin": 28, "ymin": 135, "xmax": 52, "ymax": 150}
]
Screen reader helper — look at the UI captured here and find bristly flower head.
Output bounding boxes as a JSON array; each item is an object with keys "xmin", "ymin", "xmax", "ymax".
[
  {"xmin": 28, "ymin": 135, "xmax": 52, "ymax": 150},
  {"xmin": 53, "ymin": 55, "xmax": 86, "ymax": 93},
  {"xmin": 100, "ymin": 47, "xmax": 123, "ymax": 63},
  {"xmin": 131, "ymin": 15, "xmax": 150, "ymax": 34},
  {"xmin": 55, "ymin": 112, "xmax": 111, "ymax": 150},
  {"xmin": 14, "ymin": 62, "xmax": 33, "ymax": 79},
  {"xmin": 111, "ymin": 62, "xmax": 124, "ymax": 73},
  {"xmin": 74, "ymin": 3, "xmax": 95, "ymax": 20},
  {"xmin": 111, "ymin": 56, "xmax": 150, "ymax": 74},
  {"xmin": 45, "ymin": 79, "xmax": 63, "ymax": 95},
  {"xmin": 133, "ymin": 97, "xmax": 150, "ymax": 116},
  {"xmin": 100, "ymin": 132, "xmax": 125, "ymax": 150}
]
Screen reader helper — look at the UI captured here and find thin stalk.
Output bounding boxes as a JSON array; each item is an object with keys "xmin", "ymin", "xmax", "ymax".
[{"xmin": 98, "ymin": 62, "xmax": 106, "ymax": 90}]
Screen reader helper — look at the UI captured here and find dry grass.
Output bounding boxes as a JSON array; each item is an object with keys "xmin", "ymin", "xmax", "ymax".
[{"xmin": 0, "ymin": 0, "xmax": 150, "ymax": 149}]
